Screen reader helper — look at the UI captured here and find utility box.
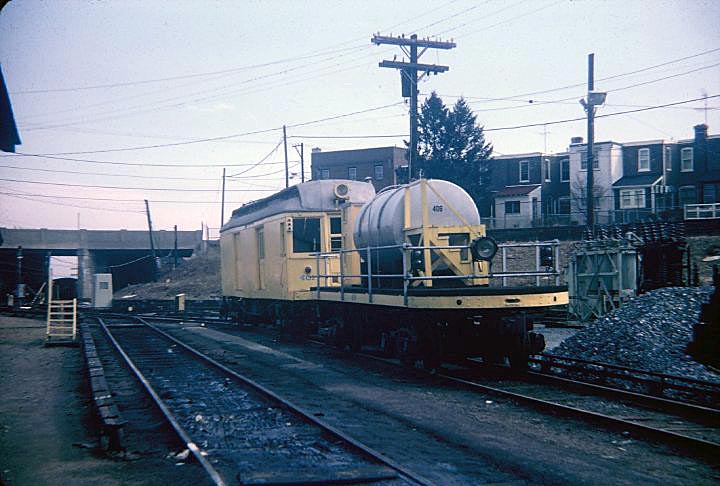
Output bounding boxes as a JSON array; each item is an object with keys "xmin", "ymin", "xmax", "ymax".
[
  {"xmin": 92, "ymin": 273, "xmax": 113, "ymax": 308},
  {"xmin": 175, "ymin": 293, "xmax": 186, "ymax": 312},
  {"xmin": 567, "ymin": 239, "xmax": 639, "ymax": 322}
]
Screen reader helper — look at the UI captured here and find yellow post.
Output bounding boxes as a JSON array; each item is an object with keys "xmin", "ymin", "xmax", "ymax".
[{"xmin": 420, "ymin": 179, "xmax": 433, "ymax": 287}]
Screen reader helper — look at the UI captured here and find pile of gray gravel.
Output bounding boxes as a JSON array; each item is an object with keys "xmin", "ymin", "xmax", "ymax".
[{"xmin": 552, "ymin": 286, "xmax": 719, "ymax": 383}]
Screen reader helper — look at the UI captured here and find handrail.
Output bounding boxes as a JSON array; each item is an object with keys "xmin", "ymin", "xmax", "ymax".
[
  {"xmin": 309, "ymin": 240, "xmax": 563, "ymax": 304},
  {"xmin": 684, "ymin": 203, "xmax": 720, "ymax": 220}
]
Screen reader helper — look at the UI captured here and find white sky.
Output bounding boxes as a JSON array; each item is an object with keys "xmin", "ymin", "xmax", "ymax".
[{"xmin": 1, "ymin": 0, "xmax": 718, "ymax": 234}]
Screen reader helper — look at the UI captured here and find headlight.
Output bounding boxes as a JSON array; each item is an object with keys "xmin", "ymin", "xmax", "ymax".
[{"xmin": 470, "ymin": 236, "xmax": 498, "ymax": 261}]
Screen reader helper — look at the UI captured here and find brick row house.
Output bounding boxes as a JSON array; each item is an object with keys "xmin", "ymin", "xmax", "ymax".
[
  {"xmin": 486, "ymin": 152, "xmax": 571, "ymax": 228},
  {"xmin": 308, "ymin": 124, "xmax": 719, "ymax": 228},
  {"xmin": 487, "ymin": 124, "xmax": 720, "ymax": 228},
  {"xmin": 310, "ymin": 146, "xmax": 406, "ymax": 193}
]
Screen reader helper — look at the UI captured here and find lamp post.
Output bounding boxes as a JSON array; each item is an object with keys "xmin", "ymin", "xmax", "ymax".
[{"xmin": 579, "ymin": 53, "xmax": 607, "ymax": 229}]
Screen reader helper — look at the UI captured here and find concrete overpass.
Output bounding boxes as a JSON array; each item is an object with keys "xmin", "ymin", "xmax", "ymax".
[{"xmin": 0, "ymin": 228, "xmax": 203, "ymax": 300}]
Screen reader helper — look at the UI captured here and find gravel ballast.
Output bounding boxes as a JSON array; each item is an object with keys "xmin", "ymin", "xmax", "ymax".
[{"xmin": 552, "ymin": 286, "xmax": 720, "ymax": 383}]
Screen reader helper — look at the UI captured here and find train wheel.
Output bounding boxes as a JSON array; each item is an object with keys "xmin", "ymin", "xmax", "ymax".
[
  {"xmin": 507, "ymin": 334, "xmax": 529, "ymax": 372},
  {"xmin": 418, "ymin": 323, "xmax": 443, "ymax": 373},
  {"xmin": 349, "ymin": 319, "xmax": 363, "ymax": 353},
  {"xmin": 393, "ymin": 327, "xmax": 418, "ymax": 366}
]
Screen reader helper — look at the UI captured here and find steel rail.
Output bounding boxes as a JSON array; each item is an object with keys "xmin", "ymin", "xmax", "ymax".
[
  {"xmin": 135, "ymin": 317, "xmax": 430, "ymax": 486},
  {"xmin": 318, "ymin": 343, "xmax": 720, "ymax": 461},
  {"xmin": 96, "ymin": 316, "xmax": 226, "ymax": 486},
  {"xmin": 534, "ymin": 353, "xmax": 720, "ymax": 391},
  {"xmin": 99, "ymin": 315, "xmax": 429, "ymax": 486},
  {"xmin": 434, "ymin": 369, "xmax": 720, "ymax": 462},
  {"xmin": 524, "ymin": 368, "xmax": 720, "ymax": 422}
]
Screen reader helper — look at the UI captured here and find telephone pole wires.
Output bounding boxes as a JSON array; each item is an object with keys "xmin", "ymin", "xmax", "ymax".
[
  {"xmin": 144, "ymin": 199, "xmax": 157, "ymax": 281},
  {"xmin": 283, "ymin": 125, "xmax": 289, "ymax": 188},
  {"xmin": 220, "ymin": 167, "xmax": 226, "ymax": 228},
  {"xmin": 293, "ymin": 142, "xmax": 304, "ymax": 183},
  {"xmin": 579, "ymin": 53, "xmax": 607, "ymax": 229},
  {"xmin": 372, "ymin": 33, "xmax": 455, "ymax": 181}
]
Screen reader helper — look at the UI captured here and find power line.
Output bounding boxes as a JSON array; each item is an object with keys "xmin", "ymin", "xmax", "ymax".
[
  {"xmin": 477, "ymin": 47, "xmax": 720, "ymax": 102},
  {"xmin": 0, "ymin": 164, "xmax": 225, "ymax": 181},
  {"xmin": 0, "ymin": 191, "xmax": 276, "ymax": 204},
  {"xmin": 13, "ymin": 102, "xmax": 403, "ymax": 156},
  {"xmin": 20, "ymin": 46, "xmax": 376, "ymax": 128},
  {"xmin": 10, "ymin": 45, "xmax": 368, "ymax": 95},
  {"xmin": 291, "ymin": 133, "xmax": 407, "ymax": 139},
  {"xmin": 0, "ymin": 177, "xmax": 282, "ymax": 192},
  {"xmin": 227, "ymin": 140, "xmax": 283, "ymax": 178},
  {"xmin": 3, "ymin": 192, "xmax": 145, "ymax": 214},
  {"xmin": 0, "ymin": 151, "xmax": 284, "ymax": 168},
  {"xmin": 10, "ymin": 0, "xmax": 472, "ymax": 97},
  {"xmin": 482, "ymin": 94, "xmax": 719, "ymax": 132}
]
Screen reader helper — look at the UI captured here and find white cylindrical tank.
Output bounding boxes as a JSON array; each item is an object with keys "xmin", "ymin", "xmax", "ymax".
[{"xmin": 353, "ymin": 179, "xmax": 480, "ymax": 251}]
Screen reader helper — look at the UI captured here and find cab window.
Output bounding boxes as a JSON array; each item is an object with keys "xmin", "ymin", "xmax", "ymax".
[{"xmin": 292, "ymin": 217, "xmax": 320, "ymax": 253}]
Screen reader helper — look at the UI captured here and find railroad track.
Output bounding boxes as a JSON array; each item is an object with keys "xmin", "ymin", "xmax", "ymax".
[
  {"xmin": 94, "ymin": 315, "xmax": 427, "ymax": 486},
  {"xmin": 530, "ymin": 353, "xmax": 720, "ymax": 407},
  {"xmin": 92, "ymin": 311, "xmax": 720, "ymax": 461},
  {"xmin": 96, "ymin": 310, "xmax": 720, "ymax": 407},
  {"xmin": 436, "ymin": 362, "xmax": 720, "ymax": 462}
]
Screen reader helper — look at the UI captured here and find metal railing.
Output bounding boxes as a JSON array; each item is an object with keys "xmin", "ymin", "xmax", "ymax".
[
  {"xmin": 684, "ymin": 203, "xmax": 720, "ymax": 220},
  {"xmin": 311, "ymin": 240, "xmax": 562, "ymax": 305}
]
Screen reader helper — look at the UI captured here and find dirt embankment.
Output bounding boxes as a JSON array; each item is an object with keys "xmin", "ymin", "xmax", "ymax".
[{"xmin": 115, "ymin": 245, "xmax": 221, "ymax": 300}]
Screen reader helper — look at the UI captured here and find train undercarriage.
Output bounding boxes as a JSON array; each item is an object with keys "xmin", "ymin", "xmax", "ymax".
[{"xmin": 221, "ymin": 296, "xmax": 547, "ymax": 371}]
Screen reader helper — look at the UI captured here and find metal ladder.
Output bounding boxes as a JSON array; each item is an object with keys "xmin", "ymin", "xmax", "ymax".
[{"xmin": 46, "ymin": 275, "xmax": 77, "ymax": 344}]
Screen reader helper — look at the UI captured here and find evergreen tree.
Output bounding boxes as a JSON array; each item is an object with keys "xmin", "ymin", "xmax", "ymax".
[{"xmin": 412, "ymin": 92, "xmax": 493, "ymax": 209}]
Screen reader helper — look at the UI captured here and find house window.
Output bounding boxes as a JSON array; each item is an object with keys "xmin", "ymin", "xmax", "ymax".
[
  {"xmin": 678, "ymin": 186, "xmax": 697, "ymax": 207},
  {"xmin": 560, "ymin": 159, "xmax": 570, "ymax": 182},
  {"xmin": 505, "ymin": 200, "xmax": 521, "ymax": 214},
  {"xmin": 329, "ymin": 216, "xmax": 343, "ymax": 251},
  {"xmin": 558, "ymin": 196, "xmax": 571, "ymax": 214},
  {"xmin": 543, "ymin": 158, "xmax": 551, "ymax": 182},
  {"xmin": 292, "ymin": 217, "xmax": 321, "ymax": 253},
  {"xmin": 681, "ymin": 148, "xmax": 693, "ymax": 172},
  {"xmin": 638, "ymin": 148, "xmax": 650, "ymax": 172},
  {"xmin": 703, "ymin": 183, "xmax": 720, "ymax": 203},
  {"xmin": 620, "ymin": 189, "xmax": 646, "ymax": 209},
  {"xmin": 580, "ymin": 151, "xmax": 599, "ymax": 170},
  {"xmin": 519, "ymin": 160, "xmax": 529, "ymax": 183},
  {"xmin": 374, "ymin": 164, "xmax": 384, "ymax": 180},
  {"xmin": 664, "ymin": 146, "xmax": 672, "ymax": 172},
  {"xmin": 348, "ymin": 167, "xmax": 357, "ymax": 180},
  {"xmin": 320, "ymin": 169, "xmax": 330, "ymax": 179}
]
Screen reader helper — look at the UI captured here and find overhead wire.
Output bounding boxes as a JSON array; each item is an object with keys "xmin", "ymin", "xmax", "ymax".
[{"xmin": 7, "ymin": 102, "xmax": 403, "ymax": 156}]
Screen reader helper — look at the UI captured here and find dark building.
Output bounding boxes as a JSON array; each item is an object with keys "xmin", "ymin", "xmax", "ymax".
[
  {"xmin": 310, "ymin": 146, "xmax": 406, "ymax": 192},
  {"xmin": 486, "ymin": 152, "xmax": 570, "ymax": 228}
]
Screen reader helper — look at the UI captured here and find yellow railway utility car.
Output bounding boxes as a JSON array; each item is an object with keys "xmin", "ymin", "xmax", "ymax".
[{"xmin": 220, "ymin": 178, "xmax": 568, "ymax": 370}]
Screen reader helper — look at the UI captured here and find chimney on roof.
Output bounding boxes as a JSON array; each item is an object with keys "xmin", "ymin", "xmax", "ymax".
[
  {"xmin": 694, "ymin": 124, "xmax": 708, "ymax": 172},
  {"xmin": 311, "ymin": 147, "xmax": 322, "ymax": 153},
  {"xmin": 694, "ymin": 123, "xmax": 708, "ymax": 141},
  {"xmin": 571, "ymin": 136, "xmax": 584, "ymax": 144}
]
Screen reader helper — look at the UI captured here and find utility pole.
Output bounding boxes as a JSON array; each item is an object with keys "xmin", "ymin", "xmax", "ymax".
[
  {"xmin": 283, "ymin": 125, "xmax": 289, "ymax": 188},
  {"xmin": 144, "ymin": 199, "xmax": 157, "ymax": 281},
  {"xmin": 15, "ymin": 245, "xmax": 22, "ymax": 307},
  {"xmin": 372, "ymin": 33, "xmax": 456, "ymax": 181},
  {"xmin": 220, "ymin": 167, "xmax": 226, "ymax": 228},
  {"xmin": 293, "ymin": 142, "xmax": 304, "ymax": 183},
  {"xmin": 579, "ymin": 53, "xmax": 606, "ymax": 230},
  {"xmin": 173, "ymin": 225, "xmax": 178, "ymax": 270},
  {"xmin": 586, "ymin": 53, "xmax": 595, "ymax": 229}
]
